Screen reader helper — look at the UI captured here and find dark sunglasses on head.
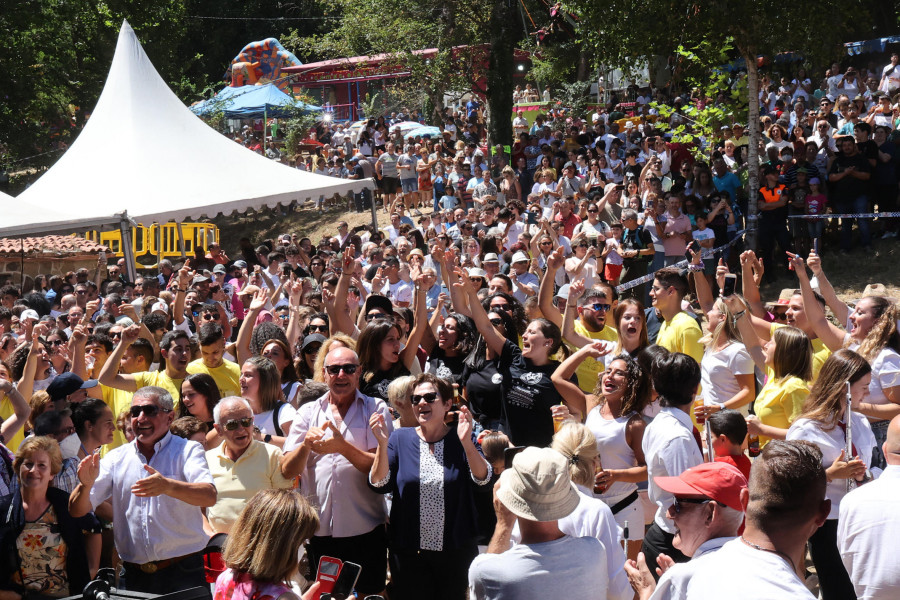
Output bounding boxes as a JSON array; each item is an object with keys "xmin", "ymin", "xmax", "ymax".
[
  {"xmin": 130, "ymin": 405, "xmax": 171, "ymax": 418},
  {"xmin": 411, "ymin": 392, "xmax": 440, "ymax": 404},
  {"xmin": 223, "ymin": 417, "xmax": 254, "ymax": 431},
  {"xmin": 325, "ymin": 363, "xmax": 358, "ymax": 375}
]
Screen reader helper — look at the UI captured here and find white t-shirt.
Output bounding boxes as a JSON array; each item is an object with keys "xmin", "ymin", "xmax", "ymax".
[
  {"xmin": 700, "ymin": 342, "xmax": 754, "ymax": 407},
  {"xmin": 605, "ymin": 238, "xmax": 623, "ymax": 266},
  {"xmin": 254, "ymin": 402, "xmax": 297, "ymax": 437},
  {"xmin": 384, "ymin": 279, "xmax": 413, "ymax": 305},
  {"xmin": 692, "ymin": 227, "xmax": 716, "ymax": 258},
  {"xmin": 685, "ymin": 538, "xmax": 815, "ymax": 599},
  {"xmin": 848, "ymin": 343, "xmax": 900, "ymax": 407}
]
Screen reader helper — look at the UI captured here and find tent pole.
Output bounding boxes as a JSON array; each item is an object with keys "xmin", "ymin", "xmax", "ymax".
[
  {"xmin": 119, "ymin": 220, "xmax": 137, "ymax": 283},
  {"xmin": 155, "ymin": 223, "xmax": 161, "ymax": 271},
  {"xmin": 176, "ymin": 221, "xmax": 186, "ymax": 261}
]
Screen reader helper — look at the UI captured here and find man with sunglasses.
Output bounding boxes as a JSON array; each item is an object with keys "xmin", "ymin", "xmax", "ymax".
[
  {"xmin": 205, "ymin": 397, "xmax": 293, "ymax": 534},
  {"xmin": 71, "ymin": 386, "xmax": 216, "ymax": 595},
  {"xmin": 624, "ymin": 462, "xmax": 747, "ymax": 599},
  {"xmin": 282, "ymin": 346, "xmax": 394, "ymax": 597}
]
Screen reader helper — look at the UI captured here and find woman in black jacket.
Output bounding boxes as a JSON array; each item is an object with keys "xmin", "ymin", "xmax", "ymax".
[{"xmin": 0, "ymin": 436, "xmax": 99, "ymax": 598}]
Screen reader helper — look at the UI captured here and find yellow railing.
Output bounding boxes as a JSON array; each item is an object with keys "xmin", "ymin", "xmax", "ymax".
[{"xmin": 83, "ymin": 223, "xmax": 219, "ymax": 264}]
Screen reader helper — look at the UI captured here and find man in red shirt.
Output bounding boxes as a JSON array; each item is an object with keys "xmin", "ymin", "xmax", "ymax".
[{"xmin": 553, "ymin": 197, "xmax": 582, "ymax": 238}]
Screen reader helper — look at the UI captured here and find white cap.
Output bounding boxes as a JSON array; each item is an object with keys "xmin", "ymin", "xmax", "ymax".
[
  {"xmin": 20, "ymin": 309, "xmax": 39, "ymax": 321},
  {"xmin": 151, "ymin": 301, "xmax": 168, "ymax": 314},
  {"xmin": 511, "ymin": 251, "xmax": 529, "ymax": 264}
]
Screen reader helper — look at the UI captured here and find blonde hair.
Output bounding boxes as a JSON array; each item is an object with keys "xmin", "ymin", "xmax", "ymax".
[
  {"xmin": 551, "ymin": 422, "xmax": 598, "ymax": 488},
  {"xmin": 223, "ymin": 489, "xmax": 319, "ymax": 584},
  {"xmin": 312, "ymin": 334, "xmax": 357, "ymax": 382},
  {"xmin": 27, "ymin": 390, "xmax": 53, "ymax": 431},
  {"xmin": 855, "ymin": 297, "xmax": 900, "ymax": 361},
  {"xmin": 702, "ymin": 296, "xmax": 749, "ymax": 349},
  {"xmin": 14, "ymin": 435, "xmax": 63, "ymax": 476},
  {"xmin": 387, "ymin": 375, "xmax": 415, "ymax": 411}
]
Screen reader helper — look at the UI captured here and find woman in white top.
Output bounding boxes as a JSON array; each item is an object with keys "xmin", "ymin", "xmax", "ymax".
[
  {"xmin": 553, "ymin": 349, "xmax": 649, "ymax": 561},
  {"xmin": 786, "ymin": 349, "xmax": 875, "ymax": 600},
  {"xmin": 793, "ymin": 254, "xmax": 900, "ymax": 469},
  {"xmin": 697, "ymin": 297, "xmax": 755, "ymax": 416},
  {"xmin": 240, "ymin": 356, "xmax": 295, "ymax": 448},
  {"xmin": 565, "ymin": 235, "xmax": 599, "ymax": 289}
]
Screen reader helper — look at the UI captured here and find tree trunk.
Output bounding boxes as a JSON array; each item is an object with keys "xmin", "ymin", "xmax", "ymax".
[
  {"xmin": 485, "ymin": 0, "xmax": 518, "ymax": 151},
  {"xmin": 742, "ymin": 47, "xmax": 761, "ymax": 250}
]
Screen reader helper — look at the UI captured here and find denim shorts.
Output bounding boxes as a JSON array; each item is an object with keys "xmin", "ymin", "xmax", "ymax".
[{"xmin": 401, "ymin": 178, "xmax": 419, "ymax": 193}]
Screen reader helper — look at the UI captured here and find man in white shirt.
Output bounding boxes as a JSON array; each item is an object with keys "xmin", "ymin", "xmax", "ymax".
[
  {"xmin": 469, "ymin": 447, "xmax": 608, "ymax": 600},
  {"xmin": 640, "ymin": 352, "xmax": 703, "ymax": 578},
  {"xmin": 282, "ymin": 347, "xmax": 394, "ymax": 597},
  {"xmin": 513, "ymin": 110, "xmax": 529, "ymax": 137},
  {"xmin": 838, "ymin": 415, "xmax": 900, "ymax": 600},
  {"xmin": 683, "ymin": 440, "xmax": 828, "ymax": 599},
  {"xmin": 624, "ymin": 462, "xmax": 748, "ymax": 600},
  {"xmin": 880, "ymin": 53, "xmax": 900, "ymax": 94},
  {"xmin": 70, "ymin": 386, "xmax": 217, "ymax": 595}
]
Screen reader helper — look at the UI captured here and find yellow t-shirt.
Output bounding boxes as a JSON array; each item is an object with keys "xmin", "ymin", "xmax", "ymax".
[
  {"xmin": 0, "ymin": 394, "xmax": 25, "ymax": 452},
  {"xmin": 569, "ymin": 320, "xmax": 618, "ymax": 393},
  {"xmin": 768, "ymin": 323, "xmax": 831, "ymax": 382},
  {"xmin": 205, "ymin": 441, "xmax": 293, "ymax": 534},
  {"xmin": 132, "ymin": 371, "xmax": 184, "ymax": 408},
  {"xmin": 657, "ymin": 311, "xmax": 704, "ymax": 365},
  {"xmin": 186, "ymin": 359, "xmax": 241, "ymax": 399},
  {"xmin": 102, "ymin": 385, "xmax": 136, "ymax": 454},
  {"xmin": 753, "ymin": 375, "xmax": 809, "ymax": 447}
]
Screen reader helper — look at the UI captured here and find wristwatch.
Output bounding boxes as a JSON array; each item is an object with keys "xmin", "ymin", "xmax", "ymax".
[{"xmin": 264, "ymin": 434, "xmax": 272, "ymax": 444}]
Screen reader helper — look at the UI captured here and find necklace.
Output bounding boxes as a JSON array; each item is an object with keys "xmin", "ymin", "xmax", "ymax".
[{"xmin": 740, "ymin": 536, "xmax": 798, "ymax": 575}]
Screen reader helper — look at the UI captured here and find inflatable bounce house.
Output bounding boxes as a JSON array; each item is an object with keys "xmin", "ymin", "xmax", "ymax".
[{"xmin": 228, "ymin": 38, "xmax": 302, "ymax": 92}]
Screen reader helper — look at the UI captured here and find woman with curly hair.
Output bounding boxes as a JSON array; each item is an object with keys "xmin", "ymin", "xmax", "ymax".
[{"xmin": 552, "ymin": 349, "xmax": 649, "ymax": 560}]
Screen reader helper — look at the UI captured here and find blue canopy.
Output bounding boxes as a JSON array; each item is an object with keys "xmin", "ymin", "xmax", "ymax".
[
  {"xmin": 191, "ymin": 84, "xmax": 321, "ymax": 118},
  {"xmin": 845, "ymin": 36, "xmax": 900, "ymax": 56}
]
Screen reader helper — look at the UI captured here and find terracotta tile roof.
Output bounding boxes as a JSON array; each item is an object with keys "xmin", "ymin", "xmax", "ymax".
[{"xmin": 0, "ymin": 235, "xmax": 108, "ymax": 256}]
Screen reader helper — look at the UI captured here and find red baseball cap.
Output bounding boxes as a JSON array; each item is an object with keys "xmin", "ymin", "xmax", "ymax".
[{"xmin": 655, "ymin": 462, "xmax": 747, "ymax": 512}]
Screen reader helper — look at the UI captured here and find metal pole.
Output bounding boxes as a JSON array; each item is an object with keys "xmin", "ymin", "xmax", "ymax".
[
  {"xmin": 118, "ymin": 220, "xmax": 137, "ymax": 283},
  {"xmin": 176, "ymin": 221, "xmax": 187, "ymax": 261}
]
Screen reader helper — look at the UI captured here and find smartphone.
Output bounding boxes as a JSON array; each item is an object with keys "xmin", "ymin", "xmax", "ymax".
[
  {"xmin": 316, "ymin": 556, "xmax": 343, "ymax": 595},
  {"xmin": 330, "ymin": 561, "xmax": 361, "ymax": 600},
  {"xmin": 684, "ymin": 240, "xmax": 701, "ymax": 262},
  {"xmin": 814, "ymin": 238, "xmax": 819, "ymax": 254},
  {"xmin": 525, "ymin": 211, "xmax": 538, "ymax": 225},
  {"xmin": 615, "ymin": 184, "xmax": 625, "ymax": 191},
  {"xmin": 504, "ymin": 446, "xmax": 526, "ymax": 470},
  {"xmin": 722, "ymin": 273, "xmax": 737, "ymax": 297}
]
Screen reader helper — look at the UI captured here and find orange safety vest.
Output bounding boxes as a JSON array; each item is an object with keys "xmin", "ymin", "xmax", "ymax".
[{"xmin": 759, "ymin": 185, "xmax": 786, "ymax": 204}]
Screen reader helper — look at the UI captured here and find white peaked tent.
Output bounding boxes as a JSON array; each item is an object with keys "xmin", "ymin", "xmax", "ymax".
[{"xmin": 0, "ymin": 20, "xmax": 370, "ymax": 240}]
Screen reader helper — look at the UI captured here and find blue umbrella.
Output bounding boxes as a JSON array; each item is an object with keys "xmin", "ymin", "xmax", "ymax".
[{"xmin": 407, "ymin": 125, "xmax": 442, "ymax": 139}]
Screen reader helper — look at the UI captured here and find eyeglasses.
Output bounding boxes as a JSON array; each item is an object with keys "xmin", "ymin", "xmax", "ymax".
[
  {"xmin": 672, "ymin": 497, "xmax": 720, "ymax": 514},
  {"xmin": 75, "ymin": 290, "xmax": 87, "ymax": 295},
  {"xmin": 130, "ymin": 405, "xmax": 172, "ymax": 418},
  {"xmin": 325, "ymin": 364, "xmax": 359, "ymax": 375},
  {"xmin": 48, "ymin": 339, "xmax": 65, "ymax": 347},
  {"xmin": 491, "ymin": 304, "xmax": 512, "ymax": 312},
  {"xmin": 489, "ymin": 318, "xmax": 505, "ymax": 327},
  {"xmin": 817, "ymin": 125, "xmax": 828, "ymax": 129},
  {"xmin": 223, "ymin": 417, "xmax": 254, "ymax": 431},
  {"xmin": 411, "ymin": 392, "xmax": 440, "ymax": 404},
  {"xmin": 56, "ymin": 426, "xmax": 76, "ymax": 436},
  {"xmin": 365, "ymin": 312, "xmax": 388, "ymax": 322},
  {"xmin": 540, "ymin": 241, "xmax": 553, "ymax": 246},
  {"xmin": 588, "ymin": 303, "xmax": 611, "ymax": 312},
  {"xmin": 308, "ymin": 324, "xmax": 328, "ymax": 333},
  {"xmin": 587, "ymin": 208, "xmax": 599, "ymax": 213},
  {"xmin": 303, "ymin": 344, "xmax": 322, "ymax": 356},
  {"xmin": 110, "ymin": 332, "xmax": 122, "ymax": 340},
  {"xmin": 202, "ymin": 313, "xmax": 220, "ymax": 321}
]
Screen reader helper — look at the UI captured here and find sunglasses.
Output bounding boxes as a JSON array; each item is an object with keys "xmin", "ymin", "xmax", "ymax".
[
  {"xmin": 588, "ymin": 303, "xmax": 611, "ymax": 312},
  {"xmin": 325, "ymin": 364, "xmax": 359, "ymax": 375},
  {"xmin": 587, "ymin": 208, "xmax": 599, "ymax": 213},
  {"xmin": 303, "ymin": 344, "xmax": 322, "ymax": 356},
  {"xmin": 110, "ymin": 332, "xmax": 122, "ymax": 340},
  {"xmin": 75, "ymin": 290, "xmax": 87, "ymax": 295},
  {"xmin": 223, "ymin": 417, "xmax": 254, "ymax": 431},
  {"xmin": 202, "ymin": 313, "xmax": 220, "ymax": 321},
  {"xmin": 541, "ymin": 241, "xmax": 553, "ymax": 246},
  {"xmin": 672, "ymin": 497, "xmax": 720, "ymax": 514},
  {"xmin": 308, "ymin": 324, "xmax": 328, "ymax": 333},
  {"xmin": 489, "ymin": 318, "xmax": 505, "ymax": 327},
  {"xmin": 130, "ymin": 405, "xmax": 171, "ymax": 418},
  {"xmin": 491, "ymin": 304, "xmax": 512, "ymax": 312},
  {"xmin": 56, "ymin": 426, "xmax": 76, "ymax": 436},
  {"xmin": 365, "ymin": 312, "xmax": 388, "ymax": 322},
  {"xmin": 48, "ymin": 339, "xmax": 65, "ymax": 347},
  {"xmin": 411, "ymin": 392, "xmax": 440, "ymax": 404}
]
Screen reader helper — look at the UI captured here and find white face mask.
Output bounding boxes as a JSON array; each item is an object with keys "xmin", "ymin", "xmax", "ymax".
[{"xmin": 59, "ymin": 432, "xmax": 81, "ymax": 459}]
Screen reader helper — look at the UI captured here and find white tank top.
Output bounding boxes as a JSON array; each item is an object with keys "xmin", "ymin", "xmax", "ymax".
[{"xmin": 586, "ymin": 406, "xmax": 640, "ymax": 500}]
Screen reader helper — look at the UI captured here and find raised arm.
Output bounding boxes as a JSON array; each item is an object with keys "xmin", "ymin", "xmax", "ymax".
[
  {"xmin": 172, "ymin": 267, "xmax": 193, "ymax": 326},
  {"xmin": 739, "ymin": 250, "xmax": 777, "ymax": 340},
  {"xmin": 236, "ymin": 288, "xmax": 270, "ymax": 365},
  {"xmin": 789, "ymin": 254, "xmax": 846, "ymax": 352},
  {"xmin": 691, "ymin": 250, "xmax": 716, "ymax": 315},
  {"xmin": 0, "ymin": 378, "xmax": 29, "ymax": 443},
  {"xmin": 331, "ymin": 247, "xmax": 360, "ymax": 337},
  {"xmin": 97, "ymin": 325, "xmax": 143, "ymax": 392},
  {"xmin": 453, "ymin": 269, "xmax": 506, "ymax": 356},
  {"xmin": 399, "ymin": 277, "xmax": 428, "ymax": 370},
  {"xmin": 723, "ymin": 295, "xmax": 767, "ymax": 373},
  {"xmin": 537, "ymin": 247, "xmax": 566, "ymax": 328},
  {"xmin": 805, "ymin": 251, "xmax": 849, "ymax": 327},
  {"xmin": 561, "ymin": 279, "xmax": 594, "ymax": 349},
  {"xmin": 550, "ymin": 343, "xmax": 610, "ymax": 418}
]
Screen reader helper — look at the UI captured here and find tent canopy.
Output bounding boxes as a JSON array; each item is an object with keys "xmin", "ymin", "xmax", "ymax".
[
  {"xmin": 845, "ymin": 36, "xmax": 900, "ymax": 56},
  {"xmin": 0, "ymin": 20, "xmax": 370, "ymax": 237},
  {"xmin": 191, "ymin": 83, "xmax": 321, "ymax": 118}
]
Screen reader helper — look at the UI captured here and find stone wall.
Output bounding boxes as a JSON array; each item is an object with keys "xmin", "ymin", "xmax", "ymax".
[{"xmin": 0, "ymin": 254, "xmax": 99, "ymax": 286}]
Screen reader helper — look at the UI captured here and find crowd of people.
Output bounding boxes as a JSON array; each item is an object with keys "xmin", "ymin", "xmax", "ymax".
[{"xmin": 1, "ymin": 54, "xmax": 900, "ymax": 600}]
